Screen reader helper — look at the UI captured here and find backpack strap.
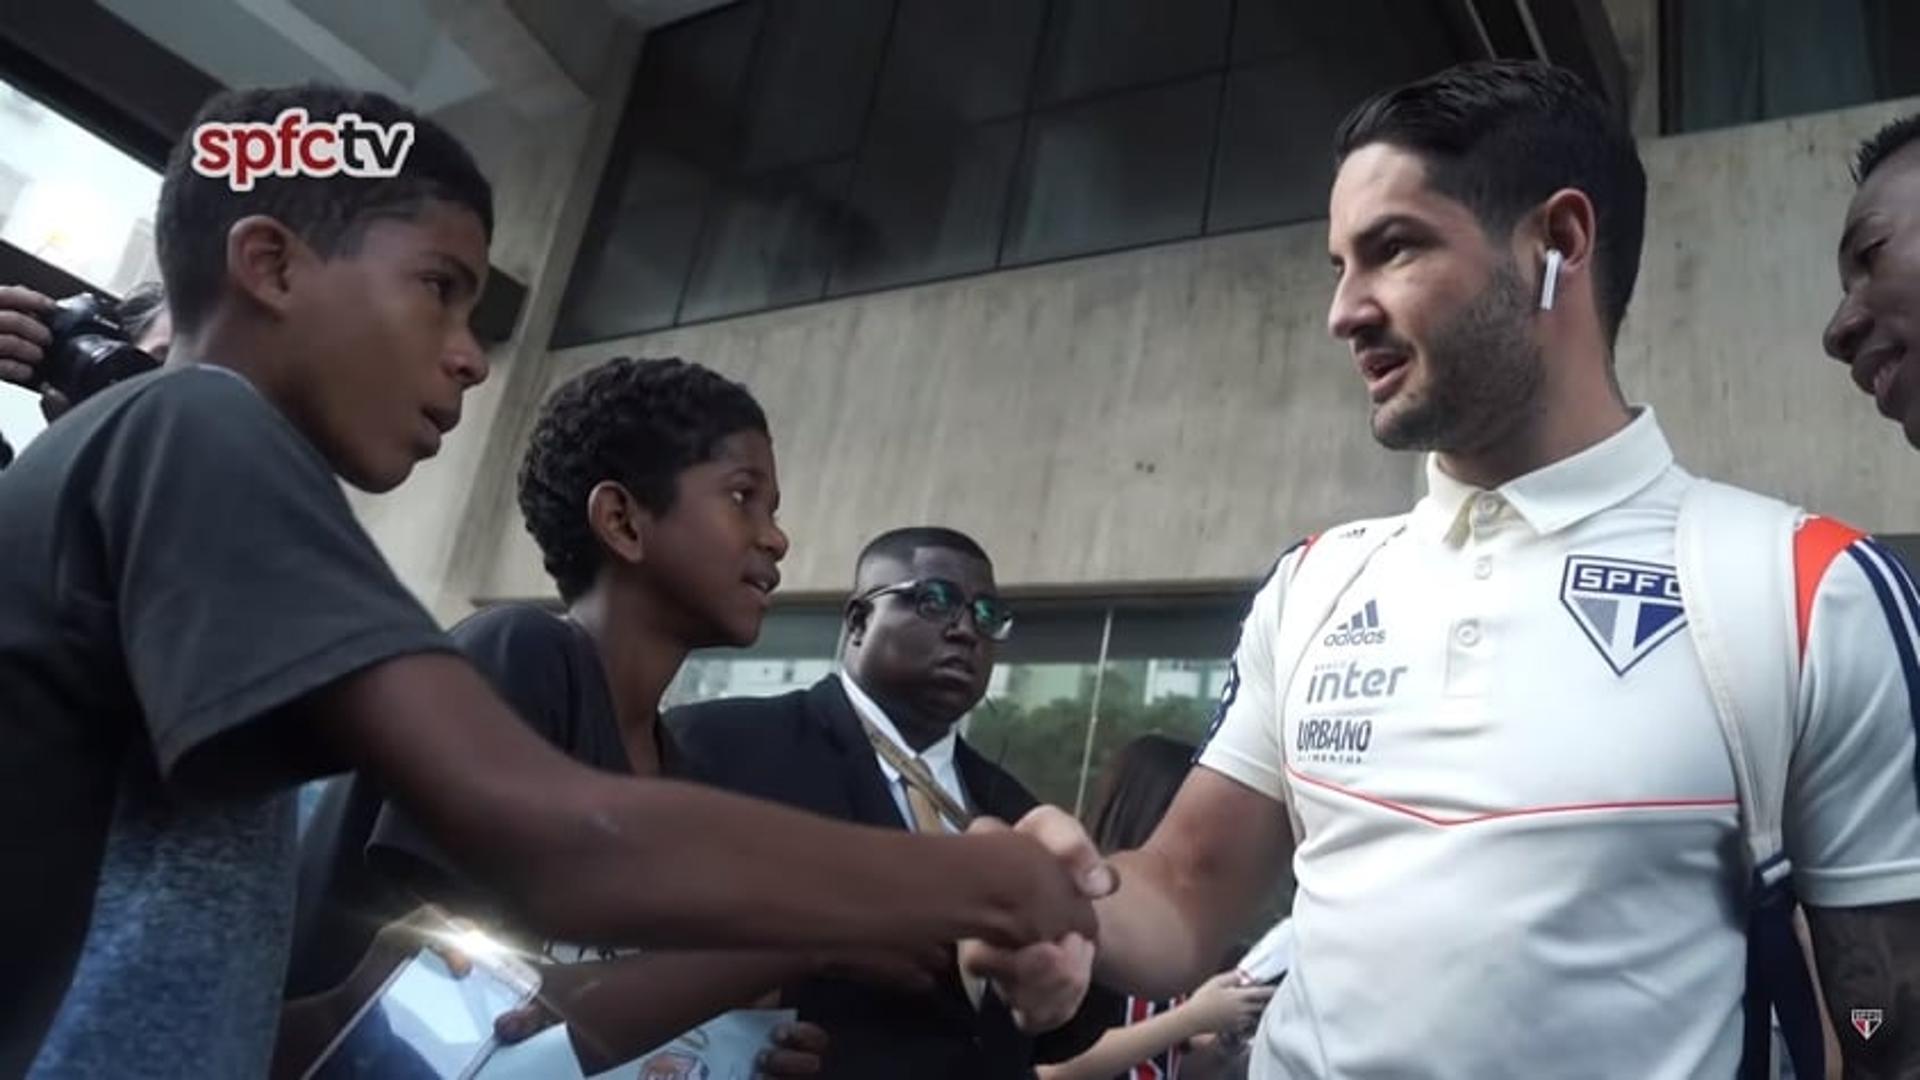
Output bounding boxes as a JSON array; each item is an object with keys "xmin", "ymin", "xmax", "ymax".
[
  {"xmin": 1677, "ymin": 480, "xmax": 1800, "ymax": 899},
  {"xmin": 1270, "ymin": 515, "xmax": 1409, "ymax": 838},
  {"xmin": 1677, "ymin": 479, "xmax": 1849, "ymax": 1080}
]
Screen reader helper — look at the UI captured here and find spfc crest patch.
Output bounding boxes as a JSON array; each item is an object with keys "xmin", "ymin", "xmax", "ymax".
[
  {"xmin": 1560, "ymin": 556, "xmax": 1687, "ymax": 676},
  {"xmin": 1852, "ymin": 1008, "xmax": 1884, "ymax": 1041}
]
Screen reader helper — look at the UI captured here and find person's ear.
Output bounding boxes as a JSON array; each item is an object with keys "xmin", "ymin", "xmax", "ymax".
[
  {"xmin": 1532, "ymin": 189, "xmax": 1597, "ymax": 310},
  {"xmin": 844, "ymin": 596, "xmax": 872, "ymax": 648},
  {"xmin": 225, "ymin": 215, "xmax": 305, "ymax": 319},
  {"xmin": 587, "ymin": 481, "xmax": 649, "ymax": 568}
]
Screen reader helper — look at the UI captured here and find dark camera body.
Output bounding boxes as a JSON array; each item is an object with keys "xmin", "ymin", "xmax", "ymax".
[{"xmin": 35, "ymin": 293, "xmax": 159, "ymax": 403}]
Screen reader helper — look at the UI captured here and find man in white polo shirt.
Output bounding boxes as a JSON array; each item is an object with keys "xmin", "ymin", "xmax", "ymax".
[{"xmin": 966, "ymin": 61, "xmax": 1920, "ymax": 1078}]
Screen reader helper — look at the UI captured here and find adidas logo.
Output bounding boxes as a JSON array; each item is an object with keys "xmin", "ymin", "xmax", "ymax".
[{"xmin": 1322, "ymin": 599, "xmax": 1387, "ymax": 646}]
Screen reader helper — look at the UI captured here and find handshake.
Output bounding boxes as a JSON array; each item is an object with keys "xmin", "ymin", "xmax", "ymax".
[{"xmin": 963, "ymin": 805, "xmax": 1114, "ymax": 1033}]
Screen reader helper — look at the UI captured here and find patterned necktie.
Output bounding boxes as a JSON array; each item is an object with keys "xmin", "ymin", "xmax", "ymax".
[
  {"xmin": 902, "ymin": 771, "xmax": 948, "ymax": 834},
  {"xmin": 894, "ymin": 761, "xmax": 987, "ymax": 1009}
]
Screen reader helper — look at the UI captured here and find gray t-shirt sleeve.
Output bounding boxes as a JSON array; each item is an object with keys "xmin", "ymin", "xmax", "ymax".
[{"xmin": 89, "ymin": 369, "xmax": 454, "ymax": 783}]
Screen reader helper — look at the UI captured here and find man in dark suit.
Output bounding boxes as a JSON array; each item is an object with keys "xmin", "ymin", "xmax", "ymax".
[{"xmin": 669, "ymin": 525, "xmax": 1108, "ymax": 1080}]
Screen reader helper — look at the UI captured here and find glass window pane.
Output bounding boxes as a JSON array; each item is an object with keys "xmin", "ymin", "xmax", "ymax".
[
  {"xmin": 623, "ymin": 0, "xmax": 764, "ymax": 190},
  {"xmin": 0, "ymin": 77, "xmax": 161, "ymax": 458},
  {"xmin": 550, "ymin": 195, "xmax": 703, "ymax": 347},
  {"xmin": 1104, "ymin": 596, "xmax": 1247, "ymax": 660},
  {"xmin": 736, "ymin": 0, "xmax": 894, "ymax": 172},
  {"xmin": 996, "ymin": 602, "xmax": 1112, "ymax": 665},
  {"xmin": 1232, "ymin": 0, "xmax": 1460, "ymax": 68},
  {"xmin": 1210, "ymin": 31, "xmax": 1457, "ymax": 235},
  {"xmin": 967, "ymin": 662, "xmax": 1101, "ymax": 811},
  {"xmin": 1004, "ymin": 76, "xmax": 1219, "ymax": 266},
  {"xmin": 1209, "ymin": 62, "xmax": 1356, "ymax": 233},
  {"xmin": 873, "ymin": 0, "xmax": 1048, "ymax": 125},
  {"xmin": 553, "ymin": 3, "xmax": 761, "ymax": 344},
  {"xmin": 829, "ymin": 118, "xmax": 1020, "ymax": 296},
  {"xmin": 0, "ymin": 82, "xmax": 159, "ymax": 296},
  {"xmin": 1666, "ymin": 0, "xmax": 1920, "ymax": 133},
  {"xmin": 1084, "ymin": 657, "xmax": 1228, "ymax": 779},
  {"xmin": 964, "ymin": 603, "xmax": 1109, "ymax": 810},
  {"xmin": 664, "ymin": 607, "xmax": 844, "ymax": 708},
  {"xmin": 1078, "ymin": 597, "xmax": 1245, "ymax": 816},
  {"xmin": 680, "ymin": 161, "xmax": 853, "ymax": 324},
  {"xmin": 1036, "ymin": 0, "xmax": 1232, "ymax": 106}
]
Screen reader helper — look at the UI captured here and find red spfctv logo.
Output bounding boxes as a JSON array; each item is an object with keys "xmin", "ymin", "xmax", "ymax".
[
  {"xmin": 190, "ymin": 108, "xmax": 415, "ymax": 192},
  {"xmin": 1852, "ymin": 1008, "xmax": 1884, "ymax": 1040}
]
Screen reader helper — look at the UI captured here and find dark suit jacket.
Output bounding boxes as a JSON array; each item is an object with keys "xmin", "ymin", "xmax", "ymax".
[{"xmin": 667, "ymin": 676, "xmax": 1112, "ymax": 1080}]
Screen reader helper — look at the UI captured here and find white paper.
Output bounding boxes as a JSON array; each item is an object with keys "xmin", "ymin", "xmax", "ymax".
[{"xmin": 474, "ymin": 1008, "xmax": 796, "ymax": 1080}]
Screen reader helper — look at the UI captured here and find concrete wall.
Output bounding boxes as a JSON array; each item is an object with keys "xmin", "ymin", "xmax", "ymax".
[
  {"xmin": 1622, "ymin": 98, "xmax": 1920, "ymax": 524},
  {"xmin": 479, "ymin": 220, "xmax": 1419, "ymax": 602},
  {"xmin": 345, "ymin": 21, "xmax": 645, "ymax": 621},
  {"xmin": 382, "ymin": 72, "xmax": 1920, "ymax": 611}
]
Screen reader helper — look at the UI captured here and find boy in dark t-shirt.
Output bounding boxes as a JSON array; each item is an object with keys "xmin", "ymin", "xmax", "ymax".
[
  {"xmin": 299, "ymin": 358, "xmax": 859, "ymax": 1074},
  {"xmin": 0, "ymin": 84, "xmax": 1101, "ymax": 1080}
]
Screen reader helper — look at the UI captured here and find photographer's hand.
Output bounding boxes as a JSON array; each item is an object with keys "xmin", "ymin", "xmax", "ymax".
[{"xmin": 0, "ymin": 285, "xmax": 64, "ymax": 420}]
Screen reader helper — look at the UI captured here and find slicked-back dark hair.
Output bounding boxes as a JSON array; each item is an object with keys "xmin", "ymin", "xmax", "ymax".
[
  {"xmin": 156, "ymin": 83, "xmax": 492, "ymax": 335},
  {"xmin": 1853, "ymin": 113, "xmax": 1920, "ymax": 185},
  {"xmin": 1334, "ymin": 60, "xmax": 1646, "ymax": 345},
  {"xmin": 518, "ymin": 356, "xmax": 769, "ymax": 603},
  {"xmin": 854, "ymin": 526, "xmax": 992, "ymax": 584}
]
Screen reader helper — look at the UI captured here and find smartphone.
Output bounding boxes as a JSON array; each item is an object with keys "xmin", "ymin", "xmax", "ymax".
[{"xmin": 302, "ymin": 944, "xmax": 541, "ymax": 1080}]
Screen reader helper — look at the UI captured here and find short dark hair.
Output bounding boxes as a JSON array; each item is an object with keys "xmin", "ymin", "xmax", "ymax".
[
  {"xmin": 155, "ymin": 83, "xmax": 493, "ymax": 335},
  {"xmin": 518, "ymin": 356, "xmax": 769, "ymax": 603},
  {"xmin": 1335, "ymin": 60, "xmax": 1646, "ymax": 344},
  {"xmin": 854, "ymin": 527, "xmax": 992, "ymax": 584},
  {"xmin": 1088, "ymin": 734, "xmax": 1197, "ymax": 853},
  {"xmin": 1853, "ymin": 113, "xmax": 1920, "ymax": 184}
]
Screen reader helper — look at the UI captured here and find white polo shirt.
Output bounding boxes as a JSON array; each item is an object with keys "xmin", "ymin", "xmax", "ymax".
[{"xmin": 1199, "ymin": 409, "xmax": 1920, "ymax": 1079}]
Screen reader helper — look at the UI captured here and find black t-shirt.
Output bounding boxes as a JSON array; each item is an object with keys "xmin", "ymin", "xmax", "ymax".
[
  {"xmin": 289, "ymin": 603, "xmax": 672, "ymax": 986},
  {"xmin": 0, "ymin": 367, "xmax": 452, "ymax": 1077}
]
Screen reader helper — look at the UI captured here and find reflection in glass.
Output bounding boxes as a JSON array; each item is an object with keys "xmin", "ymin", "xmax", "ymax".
[
  {"xmin": 735, "ymin": 0, "xmax": 893, "ymax": 172},
  {"xmin": 1035, "ymin": 0, "xmax": 1232, "ymax": 106},
  {"xmin": 556, "ymin": 0, "xmax": 1480, "ymax": 339},
  {"xmin": 1666, "ymin": 0, "xmax": 1920, "ymax": 133},
  {"xmin": 830, "ymin": 119, "xmax": 1021, "ymax": 296},
  {"xmin": 0, "ymin": 81, "xmax": 160, "ymax": 296},
  {"xmin": 680, "ymin": 162, "xmax": 853, "ymax": 323},
  {"xmin": 1004, "ymin": 77, "xmax": 1219, "ymax": 266},
  {"xmin": 873, "ymin": 0, "xmax": 1047, "ymax": 125}
]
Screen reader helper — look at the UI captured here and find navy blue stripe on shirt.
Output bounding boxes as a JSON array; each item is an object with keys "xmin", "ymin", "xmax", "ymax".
[
  {"xmin": 1846, "ymin": 540, "xmax": 1920, "ymax": 809},
  {"xmin": 1200, "ymin": 539, "xmax": 1307, "ymax": 759}
]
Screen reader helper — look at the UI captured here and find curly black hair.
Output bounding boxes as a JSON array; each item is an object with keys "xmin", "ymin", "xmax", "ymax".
[
  {"xmin": 1854, "ymin": 113, "xmax": 1920, "ymax": 185},
  {"xmin": 518, "ymin": 356, "xmax": 769, "ymax": 602}
]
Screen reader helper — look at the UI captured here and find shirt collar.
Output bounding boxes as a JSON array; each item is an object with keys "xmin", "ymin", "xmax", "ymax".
[
  {"xmin": 838, "ymin": 671, "xmax": 958, "ymax": 779},
  {"xmin": 1411, "ymin": 406, "xmax": 1674, "ymax": 543}
]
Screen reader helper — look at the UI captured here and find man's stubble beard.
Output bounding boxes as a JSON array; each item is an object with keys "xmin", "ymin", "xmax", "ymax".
[{"xmin": 1371, "ymin": 260, "xmax": 1545, "ymax": 454}]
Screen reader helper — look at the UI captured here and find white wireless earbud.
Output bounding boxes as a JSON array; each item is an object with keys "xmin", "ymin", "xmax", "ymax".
[{"xmin": 1539, "ymin": 248, "xmax": 1563, "ymax": 312}]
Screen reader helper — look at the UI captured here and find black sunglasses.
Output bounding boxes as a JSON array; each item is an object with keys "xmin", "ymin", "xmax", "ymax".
[{"xmin": 857, "ymin": 577, "xmax": 1015, "ymax": 642}]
